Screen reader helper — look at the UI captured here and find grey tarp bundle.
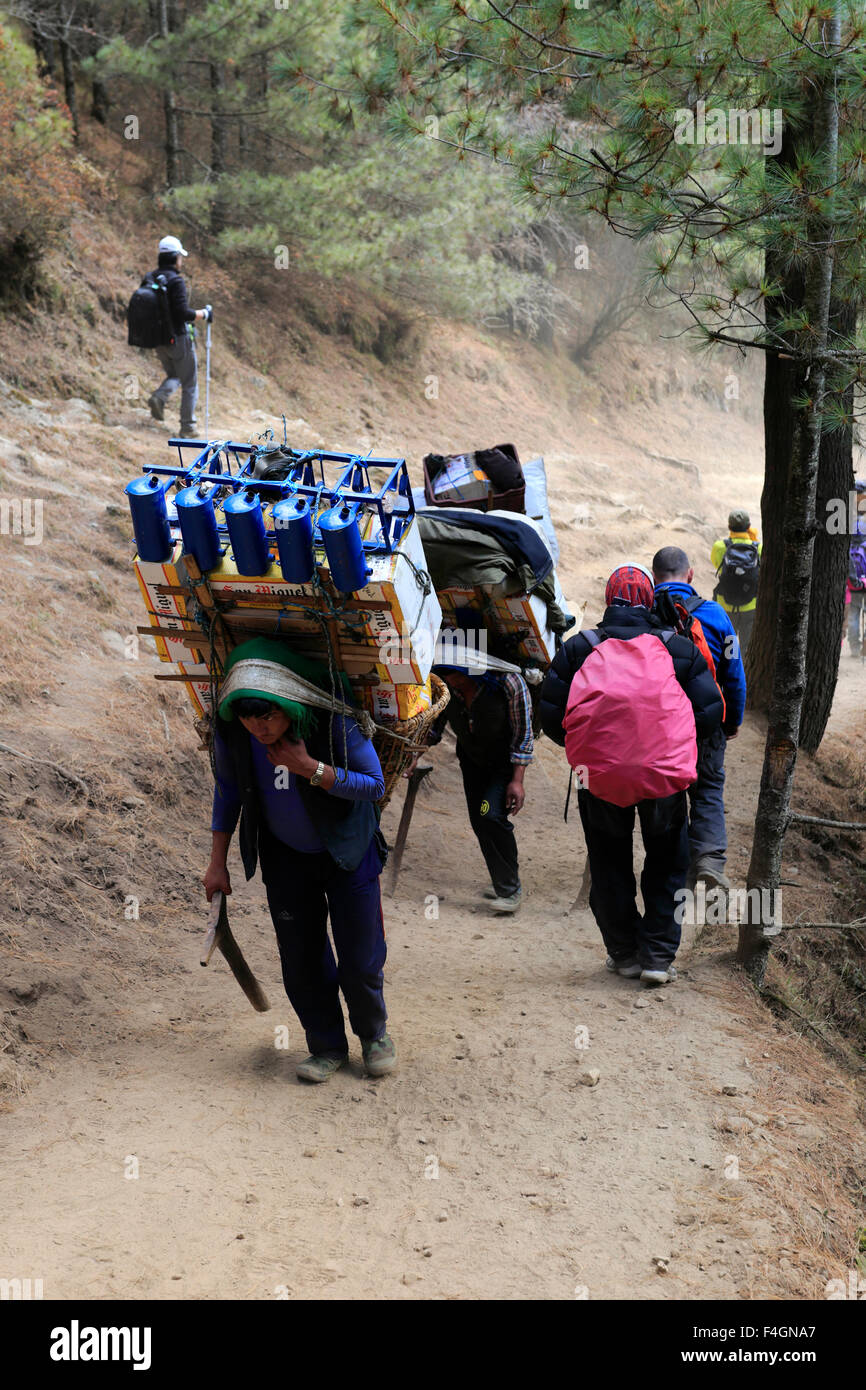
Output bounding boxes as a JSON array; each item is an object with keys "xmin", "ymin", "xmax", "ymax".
[
  {"xmin": 522, "ymin": 456, "xmax": 559, "ymax": 565},
  {"xmin": 416, "ymin": 511, "xmax": 571, "ymax": 635}
]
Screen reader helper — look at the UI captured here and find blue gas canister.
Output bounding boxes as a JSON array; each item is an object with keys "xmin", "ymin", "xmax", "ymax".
[
  {"xmin": 273, "ymin": 494, "xmax": 314, "ymax": 583},
  {"xmin": 319, "ymin": 501, "xmax": 370, "ymax": 592},
  {"xmin": 223, "ymin": 489, "xmax": 272, "ymax": 576},
  {"xmin": 175, "ymin": 484, "xmax": 222, "ymax": 573},
  {"xmin": 125, "ymin": 474, "xmax": 173, "ymax": 563}
]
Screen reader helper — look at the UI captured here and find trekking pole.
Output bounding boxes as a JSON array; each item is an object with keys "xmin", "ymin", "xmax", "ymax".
[{"xmin": 204, "ymin": 305, "xmax": 213, "ymax": 440}]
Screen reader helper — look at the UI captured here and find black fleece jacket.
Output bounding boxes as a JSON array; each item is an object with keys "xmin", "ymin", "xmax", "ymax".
[
  {"xmin": 152, "ymin": 259, "xmax": 197, "ymax": 339},
  {"xmin": 539, "ymin": 605, "xmax": 724, "ymax": 746}
]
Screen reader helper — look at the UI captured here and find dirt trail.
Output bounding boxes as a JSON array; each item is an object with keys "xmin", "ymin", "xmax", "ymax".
[
  {"xmin": 2, "ymin": 296, "xmax": 863, "ymax": 1300},
  {"xmin": 2, "ymin": 688, "xmax": 859, "ymax": 1300},
  {"xmin": 0, "ymin": 727, "xmax": 777, "ymax": 1301}
]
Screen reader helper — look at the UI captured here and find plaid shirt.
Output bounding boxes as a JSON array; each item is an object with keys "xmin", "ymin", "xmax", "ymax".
[{"xmin": 499, "ymin": 673, "xmax": 534, "ymax": 765}]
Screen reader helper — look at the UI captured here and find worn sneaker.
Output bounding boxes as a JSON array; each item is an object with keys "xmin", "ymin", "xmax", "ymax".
[
  {"xmin": 147, "ymin": 393, "xmax": 165, "ymax": 421},
  {"xmin": 362, "ymin": 1034, "xmax": 397, "ymax": 1078},
  {"xmin": 605, "ymin": 956, "xmax": 643, "ymax": 978},
  {"xmin": 296, "ymin": 1052, "xmax": 348, "ymax": 1083},
  {"xmin": 488, "ymin": 889, "xmax": 522, "ymax": 914},
  {"xmin": 640, "ymin": 965, "xmax": 678, "ymax": 986}
]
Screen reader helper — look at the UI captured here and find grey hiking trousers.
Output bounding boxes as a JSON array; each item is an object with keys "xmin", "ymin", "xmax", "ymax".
[{"xmin": 153, "ymin": 333, "xmax": 198, "ymax": 434}]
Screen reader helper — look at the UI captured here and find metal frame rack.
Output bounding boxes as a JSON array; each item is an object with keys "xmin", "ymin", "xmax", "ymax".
[{"xmin": 149, "ymin": 437, "xmax": 417, "ymax": 557}]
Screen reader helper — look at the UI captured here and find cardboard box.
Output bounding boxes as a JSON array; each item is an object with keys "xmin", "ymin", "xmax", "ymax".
[
  {"xmin": 355, "ymin": 673, "xmax": 433, "ymax": 723},
  {"xmin": 491, "ymin": 592, "xmax": 558, "ymax": 665},
  {"xmin": 438, "ymin": 583, "xmax": 565, "ymax": 668},
  {"xmin": 134, "ymin": 550, "xmax": 196, "ymax": 665},
  {"xmin": 175, "ymin": 662, "xmax": 212, "ymax": 719},
  {"xmin": 133, "ymin": 518, "xmax": 443, "ymax": 721},
  {"xmin": 133, "ymin": 515, "xmax": 442, "ymax": 687},
  {"xmin": 202, "ymin": 517, "xmax": 441, "ymax": 684}
]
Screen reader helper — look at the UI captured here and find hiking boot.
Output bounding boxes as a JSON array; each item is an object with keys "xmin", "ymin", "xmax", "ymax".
[
  {"xmin": 361, "ymin": 1034, "xmax": 397, "ymax": 1078},
  {"xmin": 640, "ymin": 965, "xmax": 678, "ymax": 986},
  {"xmin": 488, "ymin": 889, "xmax": 522, "ymax": 914},
  {"xmin": 697, "ymin": 869, "xmax": 731, "ymax": 892},
  {"xmin": 296, "ymin": 1052, "xmax": 348, "ymax": 1084},
  {"xmin": 147, "ymin": 393, "xmax": 165, "ymax": 421},
  {"xmin": 693, "ymin": 860, "xmax": 731, "ymax": 892},
  {"xmin": 605, "ymin": 955, "xmax": 642, "ymax": 978}
]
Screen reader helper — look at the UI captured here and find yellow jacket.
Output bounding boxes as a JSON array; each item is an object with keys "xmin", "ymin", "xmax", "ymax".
[{"xmin": 710, "ymin": 530, "xmax": 761, "ymax": 612}]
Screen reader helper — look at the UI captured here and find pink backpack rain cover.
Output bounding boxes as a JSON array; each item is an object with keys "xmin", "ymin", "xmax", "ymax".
[{"xmin": 563, "ymin": 632, "xmax": 697, "ymax": 806}]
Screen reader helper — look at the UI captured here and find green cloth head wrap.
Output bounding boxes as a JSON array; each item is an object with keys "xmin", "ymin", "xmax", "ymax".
[{"xmin": 217, "ymin": 637, "xmax": 353, "ymax": 737}]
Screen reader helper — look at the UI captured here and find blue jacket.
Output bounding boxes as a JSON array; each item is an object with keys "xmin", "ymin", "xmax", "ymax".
[
  {"xmin": 654, "ymin": 581, "xmax": 746, "ymax": 731},
  {"xmin": 215, "ymin": 714, "xmax": 382, "ymax": 876}
]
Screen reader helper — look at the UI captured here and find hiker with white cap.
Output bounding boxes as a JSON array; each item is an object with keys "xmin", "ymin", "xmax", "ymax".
[{"xmin": 142, "ymin": 235, "xmax": 211, "ymax": 438}]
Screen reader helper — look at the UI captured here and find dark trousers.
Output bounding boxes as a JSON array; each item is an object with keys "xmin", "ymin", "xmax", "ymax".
[
  {"xmin": 729, "ymin": 606, "xmax": 755, "ymax": 658},
  {"xmin": 154, "ymin": 333, "xmax": 198, "ymax": 433},
  {"xmin": 259, "ymin": 830, "xmax": 387, "ymax": 1056},
  {"xmin": 457, "ymin": 752, "xmax": 520, "ymax": 898},
  {"xmin": 577, "ymin": 788, "xmax": 689, "ymax": 970},
  {"xmin": 687, "ymin": 728, "xmax": 727, "ymax": 879},
  {"xmin": 848, "ymin": 590, "xmax": 865, "ymax": 651}
]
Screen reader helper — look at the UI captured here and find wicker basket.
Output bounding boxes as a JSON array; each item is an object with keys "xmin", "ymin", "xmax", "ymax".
[{"xmin": 373, "ymin": 674, "xmax": 450, "ymax": 809}]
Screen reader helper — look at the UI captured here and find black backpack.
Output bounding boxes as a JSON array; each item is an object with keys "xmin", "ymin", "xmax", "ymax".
[
  {"xmin": 714, "ymin": 537, "xmax": 760, "ymax": 607},
  {"xmin": 127, "ymin": 272, "xmax": 173, "ymax": 348}
]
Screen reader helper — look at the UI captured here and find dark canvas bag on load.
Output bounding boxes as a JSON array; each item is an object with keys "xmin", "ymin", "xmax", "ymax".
[
  {"xmin": 714, "ymin": 538, "xmax": 760, "ymax": 607},
  {"xmin": 127, "ymin": 272, "xmax": 173, "ymax": 348}
]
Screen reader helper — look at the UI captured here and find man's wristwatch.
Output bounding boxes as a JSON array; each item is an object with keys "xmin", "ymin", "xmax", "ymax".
[{"xmin": 309, "ymin": 761, "xmax": 327, "ymax": 787}]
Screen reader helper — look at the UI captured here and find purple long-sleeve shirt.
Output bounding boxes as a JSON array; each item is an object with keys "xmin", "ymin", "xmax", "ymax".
[{"xmin": 211, "ymin": 716, "xmax": 384, "ymax": 854}]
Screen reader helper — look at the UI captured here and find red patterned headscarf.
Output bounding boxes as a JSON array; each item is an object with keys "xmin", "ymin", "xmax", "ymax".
[{"xmin": 605, "ymin": 563, "xmax": 655, "ymax": 609}]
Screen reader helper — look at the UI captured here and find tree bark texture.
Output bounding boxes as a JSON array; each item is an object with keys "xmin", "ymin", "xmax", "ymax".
[
  {"xmin": 741, "ymin": 10, "xmax": 841, "ymax": 982},
  {"xmin": 747, "ymin": 112, "xmax": 853, "ymax": 753},
  {"xmin": 800, "ymin": 300, "xmax": 855, "ymax": 753},
  {"xmin": 158, "ymin": 0, "xmax": 180, "ymax": 188},
  {"xmin": 58, "ymin": 34, "xmax": 79, "ymax": 140},
  {"xmin": 210, "ymin": 62, "xmax": 229, "ymax": 235}
]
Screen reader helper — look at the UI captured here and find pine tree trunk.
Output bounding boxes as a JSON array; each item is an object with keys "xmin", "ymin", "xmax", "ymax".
[
  {"xmin": 740, "ymin": 7, "xmax": 841, "ymax": 983},
  {"xmin": 746, "ymin": 114, "xmax": 853, "ymax": 754},
  {"xmin": 259, "ymin": 12, "xmax": 270, "ymax": 161},
  {"xmin": 91, "ymin": 79, "xmax": 109, "ymax": 125},
  {"xmin": 744, "ymin": 344, "xmax": 800, "ymax": 710},
  {"xmin": 32, "ymin": 29, "xmax": 55, "ymax": 80},
  {"xmin": 163, "ymin": 91, "xmax": 180, "ymax": 187},
  {"xmin": 157, "ymin": 0, "xmax": 180, "ymax": 188},
  {"xmin": 800, "ymin": 308, "xmax": 854, "ymax": 754},
  {"xmin": 210, "ymin": 62, "xmax": 229, "ymax": 236},
  {"xmin": 85, "ymin": 7, "xmax": 108, "ymax": 124},
  {"xmin": 747, "ymin": 301, "xmax": 853, "ymax": 744},
  {"xmin": 59, "ymin": 34, "xmax": 79, "ymax": 140}
]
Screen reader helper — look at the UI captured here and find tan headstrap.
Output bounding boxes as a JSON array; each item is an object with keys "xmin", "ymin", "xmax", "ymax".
[{"xmin": 218, "ymin": 658, "xmax": 376, "ymax": 739}]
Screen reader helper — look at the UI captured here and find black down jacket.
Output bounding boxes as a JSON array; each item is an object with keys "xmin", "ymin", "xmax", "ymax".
[{"xmin": 539, "ymin": 605, "xmax": 724, "ymax": 747}]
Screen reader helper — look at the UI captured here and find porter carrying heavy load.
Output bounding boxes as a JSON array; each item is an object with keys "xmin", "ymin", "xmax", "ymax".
[{"xmin": 125, "ymin": 435, "xmax": 448, "ymax": 807}]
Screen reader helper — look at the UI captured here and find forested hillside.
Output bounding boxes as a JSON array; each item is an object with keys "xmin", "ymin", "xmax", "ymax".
[{"xmin": 1, "ymin": 0, "xmax": 865, "ymax": 1316}]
